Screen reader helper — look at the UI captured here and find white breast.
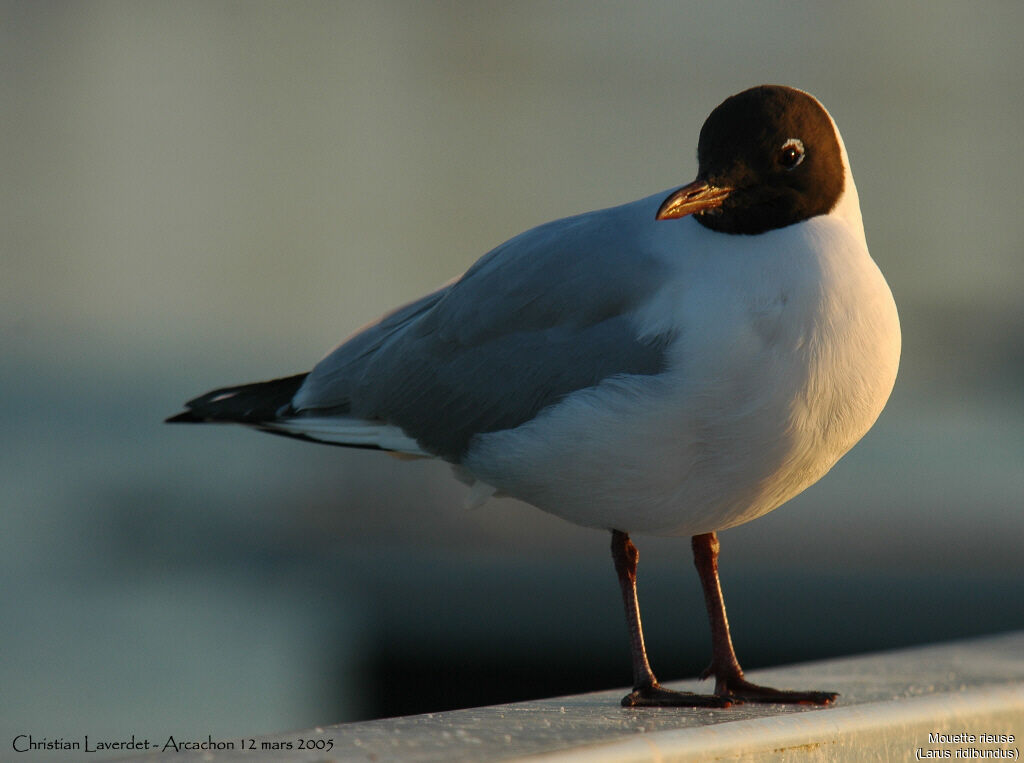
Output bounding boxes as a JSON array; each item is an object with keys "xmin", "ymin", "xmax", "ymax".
[{"xmin": 461, "ymin": 214, "xmax": 900, "ymax": 536}]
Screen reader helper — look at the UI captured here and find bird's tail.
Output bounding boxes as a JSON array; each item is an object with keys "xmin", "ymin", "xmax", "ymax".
[{"xmin": 166, "ymin": 372, "xmax": 429, "ymax": 457}]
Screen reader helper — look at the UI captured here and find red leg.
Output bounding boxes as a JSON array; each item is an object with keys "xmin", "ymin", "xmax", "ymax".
[
  {"xmin": 692, "ymin": 532, "xmax": 838, "ymax": 705},
  {"xmin": 611, "ymin": 530, "xmax": 732, "ymax": 708}
]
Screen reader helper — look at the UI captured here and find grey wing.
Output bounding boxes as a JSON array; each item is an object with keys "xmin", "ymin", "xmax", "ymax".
[{"xmin": 293, "ymin": 196, "xmax": 674, "ymax": 461}]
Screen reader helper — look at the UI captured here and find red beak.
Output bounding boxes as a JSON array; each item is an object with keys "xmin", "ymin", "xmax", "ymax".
[{"xmin": 655, "ymin": 179, "xmax": 733, "ymax": 220}]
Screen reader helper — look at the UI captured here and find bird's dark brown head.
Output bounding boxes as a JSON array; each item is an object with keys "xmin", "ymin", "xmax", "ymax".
[{"xmin": 657, "ymin": 85, "xmax": 845, "ymax": 235}]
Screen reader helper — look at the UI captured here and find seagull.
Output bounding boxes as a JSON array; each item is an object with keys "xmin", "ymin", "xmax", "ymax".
[{"xmin": 168, "ymin": 85, "xmax": 900, "ymax": 707}]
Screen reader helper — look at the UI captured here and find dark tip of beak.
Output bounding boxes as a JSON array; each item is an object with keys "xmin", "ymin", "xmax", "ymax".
[{"xmin": 656, "ymin": 179, "xmax": 733, "ymax": 220}]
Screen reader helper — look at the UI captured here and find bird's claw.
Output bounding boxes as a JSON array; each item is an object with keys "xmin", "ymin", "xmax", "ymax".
[
  {"xmin": 622, "ymin": 683, "xmax": 735, "ymax": 708},
  {"xmin": 713, "ymin": 674, "xmax": 838, "ymax": 705}
]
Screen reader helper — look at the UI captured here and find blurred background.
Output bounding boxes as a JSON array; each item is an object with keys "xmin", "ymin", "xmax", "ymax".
[{"xmin": 3, "ymin": 0, "xmax": 1022, "ymax": 755}]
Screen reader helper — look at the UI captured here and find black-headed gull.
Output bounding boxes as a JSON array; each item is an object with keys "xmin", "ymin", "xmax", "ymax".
[{"xmin": 169, "ymin": 85, "xmax": 900, "ymax": 707}]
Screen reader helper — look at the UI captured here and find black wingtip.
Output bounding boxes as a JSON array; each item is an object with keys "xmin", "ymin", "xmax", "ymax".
[{"xmin": 165, "ymin": 372, "xmax": 310, "ymax": 426}]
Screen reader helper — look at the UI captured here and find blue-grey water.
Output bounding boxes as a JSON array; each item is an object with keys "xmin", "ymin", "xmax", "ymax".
[{"xmin": 3, "ymin": 1, "xmax": 1022, "ymax": 755}]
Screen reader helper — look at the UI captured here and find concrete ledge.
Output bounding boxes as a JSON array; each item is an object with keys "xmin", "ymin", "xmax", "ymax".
[{"xmin": 115, "ymin": 631, "xmax": 1023, "ymax": 762}]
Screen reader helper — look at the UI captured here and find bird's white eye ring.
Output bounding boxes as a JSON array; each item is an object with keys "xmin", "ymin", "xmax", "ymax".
[{"xmin": 778, "ymin": 138, "xmax": 805, "ymax": 169}]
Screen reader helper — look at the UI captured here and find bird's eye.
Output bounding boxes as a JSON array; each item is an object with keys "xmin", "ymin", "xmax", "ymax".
[{"xmin": 778, "ymin": 138, "xmax": 805, "ymax": 170}]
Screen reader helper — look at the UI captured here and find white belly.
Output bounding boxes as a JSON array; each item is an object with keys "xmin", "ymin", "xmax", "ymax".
[{"xmin": 461, "ymin": 217, "xmax": 901, "ymax": 536}]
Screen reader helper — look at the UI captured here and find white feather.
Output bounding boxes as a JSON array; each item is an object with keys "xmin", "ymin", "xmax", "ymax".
[{"xmin": 263, "ymin": 417, "xmax": 428, "ymax": 456}]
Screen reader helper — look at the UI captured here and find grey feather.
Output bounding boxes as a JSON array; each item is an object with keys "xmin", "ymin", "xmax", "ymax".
[{"xmin": 293, "ymin": 194, "xmax": 675, "ymax": 460}]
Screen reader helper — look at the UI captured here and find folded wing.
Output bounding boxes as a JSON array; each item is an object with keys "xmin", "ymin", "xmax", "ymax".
[{"xmin": 293, "ymin": 196, "xmax": 675, "ymax": 461}]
